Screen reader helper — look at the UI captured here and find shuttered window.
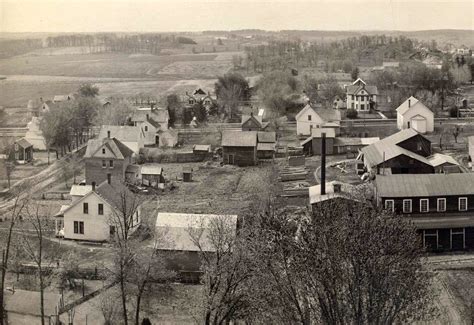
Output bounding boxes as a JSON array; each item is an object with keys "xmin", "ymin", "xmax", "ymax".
[{"xmin": 402, "ymin": 199, "xmax": 412, "ymax": 213}]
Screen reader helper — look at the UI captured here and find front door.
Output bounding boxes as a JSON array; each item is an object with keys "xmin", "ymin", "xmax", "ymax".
[
  {"xmin": 155, "ymin": 135, "xmax": 160, "ymax": 145},
  {"xmin": 228, "ymin": 154, "xmax": 235, "ymax": 165}
]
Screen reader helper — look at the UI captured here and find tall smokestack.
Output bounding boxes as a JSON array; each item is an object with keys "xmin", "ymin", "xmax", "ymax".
[
  {"xmin": 408, "ymin": 99, "xmax": 411, "ymax": 107},
  {"xmin": 321, "ymin": 132, "xmax": 326, "ymax": 195}
]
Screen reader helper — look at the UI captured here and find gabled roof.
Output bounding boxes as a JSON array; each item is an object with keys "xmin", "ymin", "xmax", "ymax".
[
  {"xmin": 241, "ymin": 114, "xmax": 263, "ymax": 126},
  {"xmin": 352, "ymin": 78, "xmax": 366, "ymax": 85},
  {"xmin": 296, "ymin": 104, "xmax": 342, "ymax": 122},
  {"xmin": 376, "ymin": 173, "xmax": 474, "ymax": 198},
  {"xmin": 98, "ymin": 125, "xmax": 143, "ymax": 143},
  {"xmin": 131, "ymin": 109, "xmax": 169, "ymax": 124},
  {"xmin": 427, "ymin": 153, "xmax": 459, "ymax": 167},
  {"xmin": 222, "ymin": 130, "xmax": 257, "ymax": 147},
  {"xmin": 396, "ymin": 97, "xmax": 433, "ymax": 116},
  {"xmin": 95, "ymin": 181, "xmax": 137, "ymax": 212},
  {"xmin": 15, "ymin": 138, "xmax": 32, "ymax": 148},
  {"xmin": 361, "ymin": 129, "xmax": 430, "ymax": 168},
  {"xmin": 84, "ymin": 137, "xmax": 134, "ymax": 159},
  {"xmin": 155, "ymin": 213, "xmax": 238, "ymax": 252},
  {"xmin": 346, "ymin": 84, "xmax": 378, "ymax": 96},
  {"xmin": 193, "ymin": 88, "xmax": 207, "ymax": 95}
]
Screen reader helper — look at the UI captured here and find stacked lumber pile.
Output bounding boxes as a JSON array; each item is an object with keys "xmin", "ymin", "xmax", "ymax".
[
  {"xmin": 279, "ymin": 166, "xmax": 308, "ymax": 182},
  {"xmin": 281, "ymin": 181, "xmax": 310, "ymax": 197}
]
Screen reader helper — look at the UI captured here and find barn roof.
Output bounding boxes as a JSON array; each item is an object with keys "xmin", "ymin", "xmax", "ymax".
[
  {"xmin": 375, "ymin": 173, "xmax": 474, "ymax": 198},
  {"xmin": 361, "ymin": 129, "xmax": 429, "ymax": 167},
  {"xmin": 222, "ymin": 131, "xmax": 257, "ymax": 147},
  {"xmin": 155, "ymin": 213, "xmax": 238, "ymax": 252},
  {"xmin": 257, "ymin": 142, "xmax": 276, "ymax": 151}
]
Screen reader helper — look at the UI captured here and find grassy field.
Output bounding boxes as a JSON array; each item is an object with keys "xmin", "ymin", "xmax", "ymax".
[{"xmin": 0, "ymin": 53, "xmax": 219, "ymax": 78}]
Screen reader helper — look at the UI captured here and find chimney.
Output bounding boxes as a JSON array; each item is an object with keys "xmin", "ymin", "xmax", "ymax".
[
  {"xmin": 146, "ymin": 113, "xmax": 149, "ymax": 120},
  {"xmin": 320, "ymin": 132, "xmax": 326, "ymax": 195},
  {"xmin": 408, "ymin": 99, "xmax": 411, "ymax": 107},
  {"xmin": 92, "ymin": 182, "xmax": 96, "ymax": 191},
  {"xmin": 107, "ymin": 130, "xmax": 111, "ymax": 138},
  {"xmin": 107, "ymin": 174, "xmax": 111, "ymax": 184}
]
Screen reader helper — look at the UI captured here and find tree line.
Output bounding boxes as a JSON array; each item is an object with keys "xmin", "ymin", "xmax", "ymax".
[
  {"xmin": 45, "ymin": 34, "xmax": 196, "ymax": 54},
  {"xmin": 244, "ymin": 35, "xmax": 418, "ymax": 73}
]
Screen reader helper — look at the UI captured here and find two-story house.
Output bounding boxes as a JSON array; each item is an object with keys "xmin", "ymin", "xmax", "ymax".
[
  {"xmin": 84, "ymin": 137, "xmax": 134, "ymax": 186},
  {"xmin": 56, "ymin": 180, "xmax": 141, "ymax": 242},
  {"xmin": 295, "ymin": 104, "xmax": 341, "ymax": 136},
  {"xmin": 185, "ymin": 88, "xmax": 216, "ymax": 111},
  {"xmin": 131, "ymin": 107, "xmax": 170, "ymax": 146},
  {"xmin": 375, "ymin": 173, "xmax": 474, "ymax": 251},
  {"xmin": 345, "ymin": 78, "xmax": 378, "ymax": 112}
]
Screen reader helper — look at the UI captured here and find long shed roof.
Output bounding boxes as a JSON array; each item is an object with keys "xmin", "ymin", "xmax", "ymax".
[
  {"xmin": 221, "ymin": 131, "xmax": 257, "ymax": 147},
  {"xmin": 375, "ymin": 173, "xmax": 474, "ymax": 198}
]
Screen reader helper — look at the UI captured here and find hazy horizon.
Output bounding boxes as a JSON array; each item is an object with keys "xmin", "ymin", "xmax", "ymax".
[{"xmin": 1, "ymin": 0, "xmax": 472, "ymax": 33}]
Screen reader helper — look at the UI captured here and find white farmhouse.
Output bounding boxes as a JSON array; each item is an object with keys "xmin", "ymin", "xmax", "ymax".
[
  {"xmin": 396, "ymin": 96, "xmax": 434, "ymax": 134},
  {"xmin": 345, "ymin": 78, "xmax": 378, "ymax": 112},
  {"xmin": 55, "ymin": 181, "xmax": 141, "ymax": 242},
  {"xmin": 295, "ymin": 104, "xmax": 341, "ymax": 136}
]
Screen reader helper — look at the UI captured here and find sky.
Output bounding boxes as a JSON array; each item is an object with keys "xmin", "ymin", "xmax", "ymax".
[{"xmin": 0, "ymin": 0, "xmax": 472, "ymax": 33}]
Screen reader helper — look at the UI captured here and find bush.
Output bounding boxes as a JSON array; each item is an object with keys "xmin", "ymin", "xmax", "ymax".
[
  {"xmin": 449, "ymin": 106, "xmax": 459, "ymax": 118},
  {"xmin": 346, "ymin": 109, "xmax": 358, "ymax": 119}
]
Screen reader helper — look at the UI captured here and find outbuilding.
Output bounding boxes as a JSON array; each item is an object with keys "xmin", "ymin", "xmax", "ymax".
[{"xmin": 221, "ymin": 130, "xmax": 257, "ymax": 166}]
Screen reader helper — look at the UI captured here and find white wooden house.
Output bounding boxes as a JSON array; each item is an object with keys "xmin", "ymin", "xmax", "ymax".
[{"xmin": 396, "ymin": 96, "xmax": 434, "ymax": 134}]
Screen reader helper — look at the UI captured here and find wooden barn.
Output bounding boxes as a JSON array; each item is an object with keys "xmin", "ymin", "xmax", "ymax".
[
  {"xmin": 257, "ymin": 131, "xmax": 276, "ymax": 159},
  {"xmin": 222, "ymin": 131, "xmax": 257, "ymax": 166}
]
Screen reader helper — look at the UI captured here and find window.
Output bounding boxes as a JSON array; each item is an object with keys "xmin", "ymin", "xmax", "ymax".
[
  {"xmin": 102, "ymin": 148, "xmax": 106, "ymax": 154},
  {"xmin": 420, "ymin": 199, "xmax": 429, "ymax": 213},
  {"xmin": 74, "ymin": 221, "xmax": 84, "ymax": 234},
  {"xmin": 402, "ymin": 199, "xmax": 412, "ymax": 213},
  {"xmin": 98, "ymin": 203, "xmax": 104, "ymax": 215},
  {"xmin": 109, "ymin": 160, "xmax": 113, "ymax": 168},
  {"xmin": 360, "ymin": 104, "xmax": 365, "ymax": 110},
  {"xmin": 459, "ymin": 197, "xmax": 468, "ymax": 211},
  {"xmin": 437, "ymin": 198, "xmax": 446, "ymax": 212},
  {"xmin": 423, "ymin": 230, "xmax": 438, "ymax": 249},
  {"xmin": 110, "ymin": 226, "xmax": 116, "ymax": 236},
  {"xmin": 144, "ymin": 125, "xmax": 148, "ymax": 132},
  {"xmin": 351, "ymin": 95, "xmax": 354, "ymax": 100},
  {"xmin": 308, "ymin": 115, "xmax": 312, "ymax": 121},
  {"xmin": 384, "ymin": 200, "xmax": 394, "ymax": 212},
  {"xmin": 102, "ymin": 160, "xmax": 106, "ymax": 168},
  {"xmin": 83, "ymin": 203, "xmax": 88, "ymax": 214},
  {"xmin": 450, "ymin": 228, "xmax": 465, "ymax": 250}
]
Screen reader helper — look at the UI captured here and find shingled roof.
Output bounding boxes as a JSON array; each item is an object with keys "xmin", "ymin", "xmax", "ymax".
[
  {"xmin": 98, "ymin": 125, "xmax": 143, "ymax": 143},
  {"xmin": 221, "ymin": 131, "xmax": 257, "ymax": 147},
  {"xmin": 346, "ymin": 84, "xmax": 378, "ymax": 96},
  {"xmin": 84, "ymin": 137, "xmax": 134, "ymax": 159},
  {"xmin": 361, "ymin": 129, "xmax": 429, "ymax": 168},
  {"xmin": 376, "ymin": 173, "xmax": 474, "ymax": 198}
]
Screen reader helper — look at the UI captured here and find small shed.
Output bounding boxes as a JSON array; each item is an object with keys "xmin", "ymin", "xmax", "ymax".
[
  {"xmin": 141, "ymin": 165, "xmax": 164, "ymax": 187},
  {"xmin": 193, "ymin": 144, "xmax": 211, "ymax": 155},
  {"xmin": 12, "ymin": 138, "xmax": 33, "ymax": 163},
  {"xmin": 257, "ymin": 131, "xmax": 276, "ymax": 159},
  {"xmin": 183, "ymin": 167, "xmax": 193, "ymax": 182}
]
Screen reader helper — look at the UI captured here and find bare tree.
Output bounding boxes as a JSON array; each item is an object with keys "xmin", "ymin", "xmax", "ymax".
[
  {"xmin": 129, "ymin": 227, "xmax": 175, "ymax": 325},
  {"xmin": 0, "ymin": 184, "xmax": 30, "ymax": 325},
  {"xmin": 20, "ymin": 202, "xmax": 61, "ymax": 325},
  {"xmin": 187, "ymin": 216, "xmax": 253, "ymax": 325},
  {"xmin": 97, "ymin": 287, "xmax": 121, "ymax": 325},
  {"xmin": 106, "ymin": 183, "xmax": 146, "ymax": 325},
  {"xmin": 246, "ymin": 199, "xmax": 436, "ymax": 324}
]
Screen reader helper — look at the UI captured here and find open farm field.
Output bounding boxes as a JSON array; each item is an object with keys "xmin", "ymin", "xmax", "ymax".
[{"xmin": 0, "ymin": 52, "xmax": 218, "ymax": 78}]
